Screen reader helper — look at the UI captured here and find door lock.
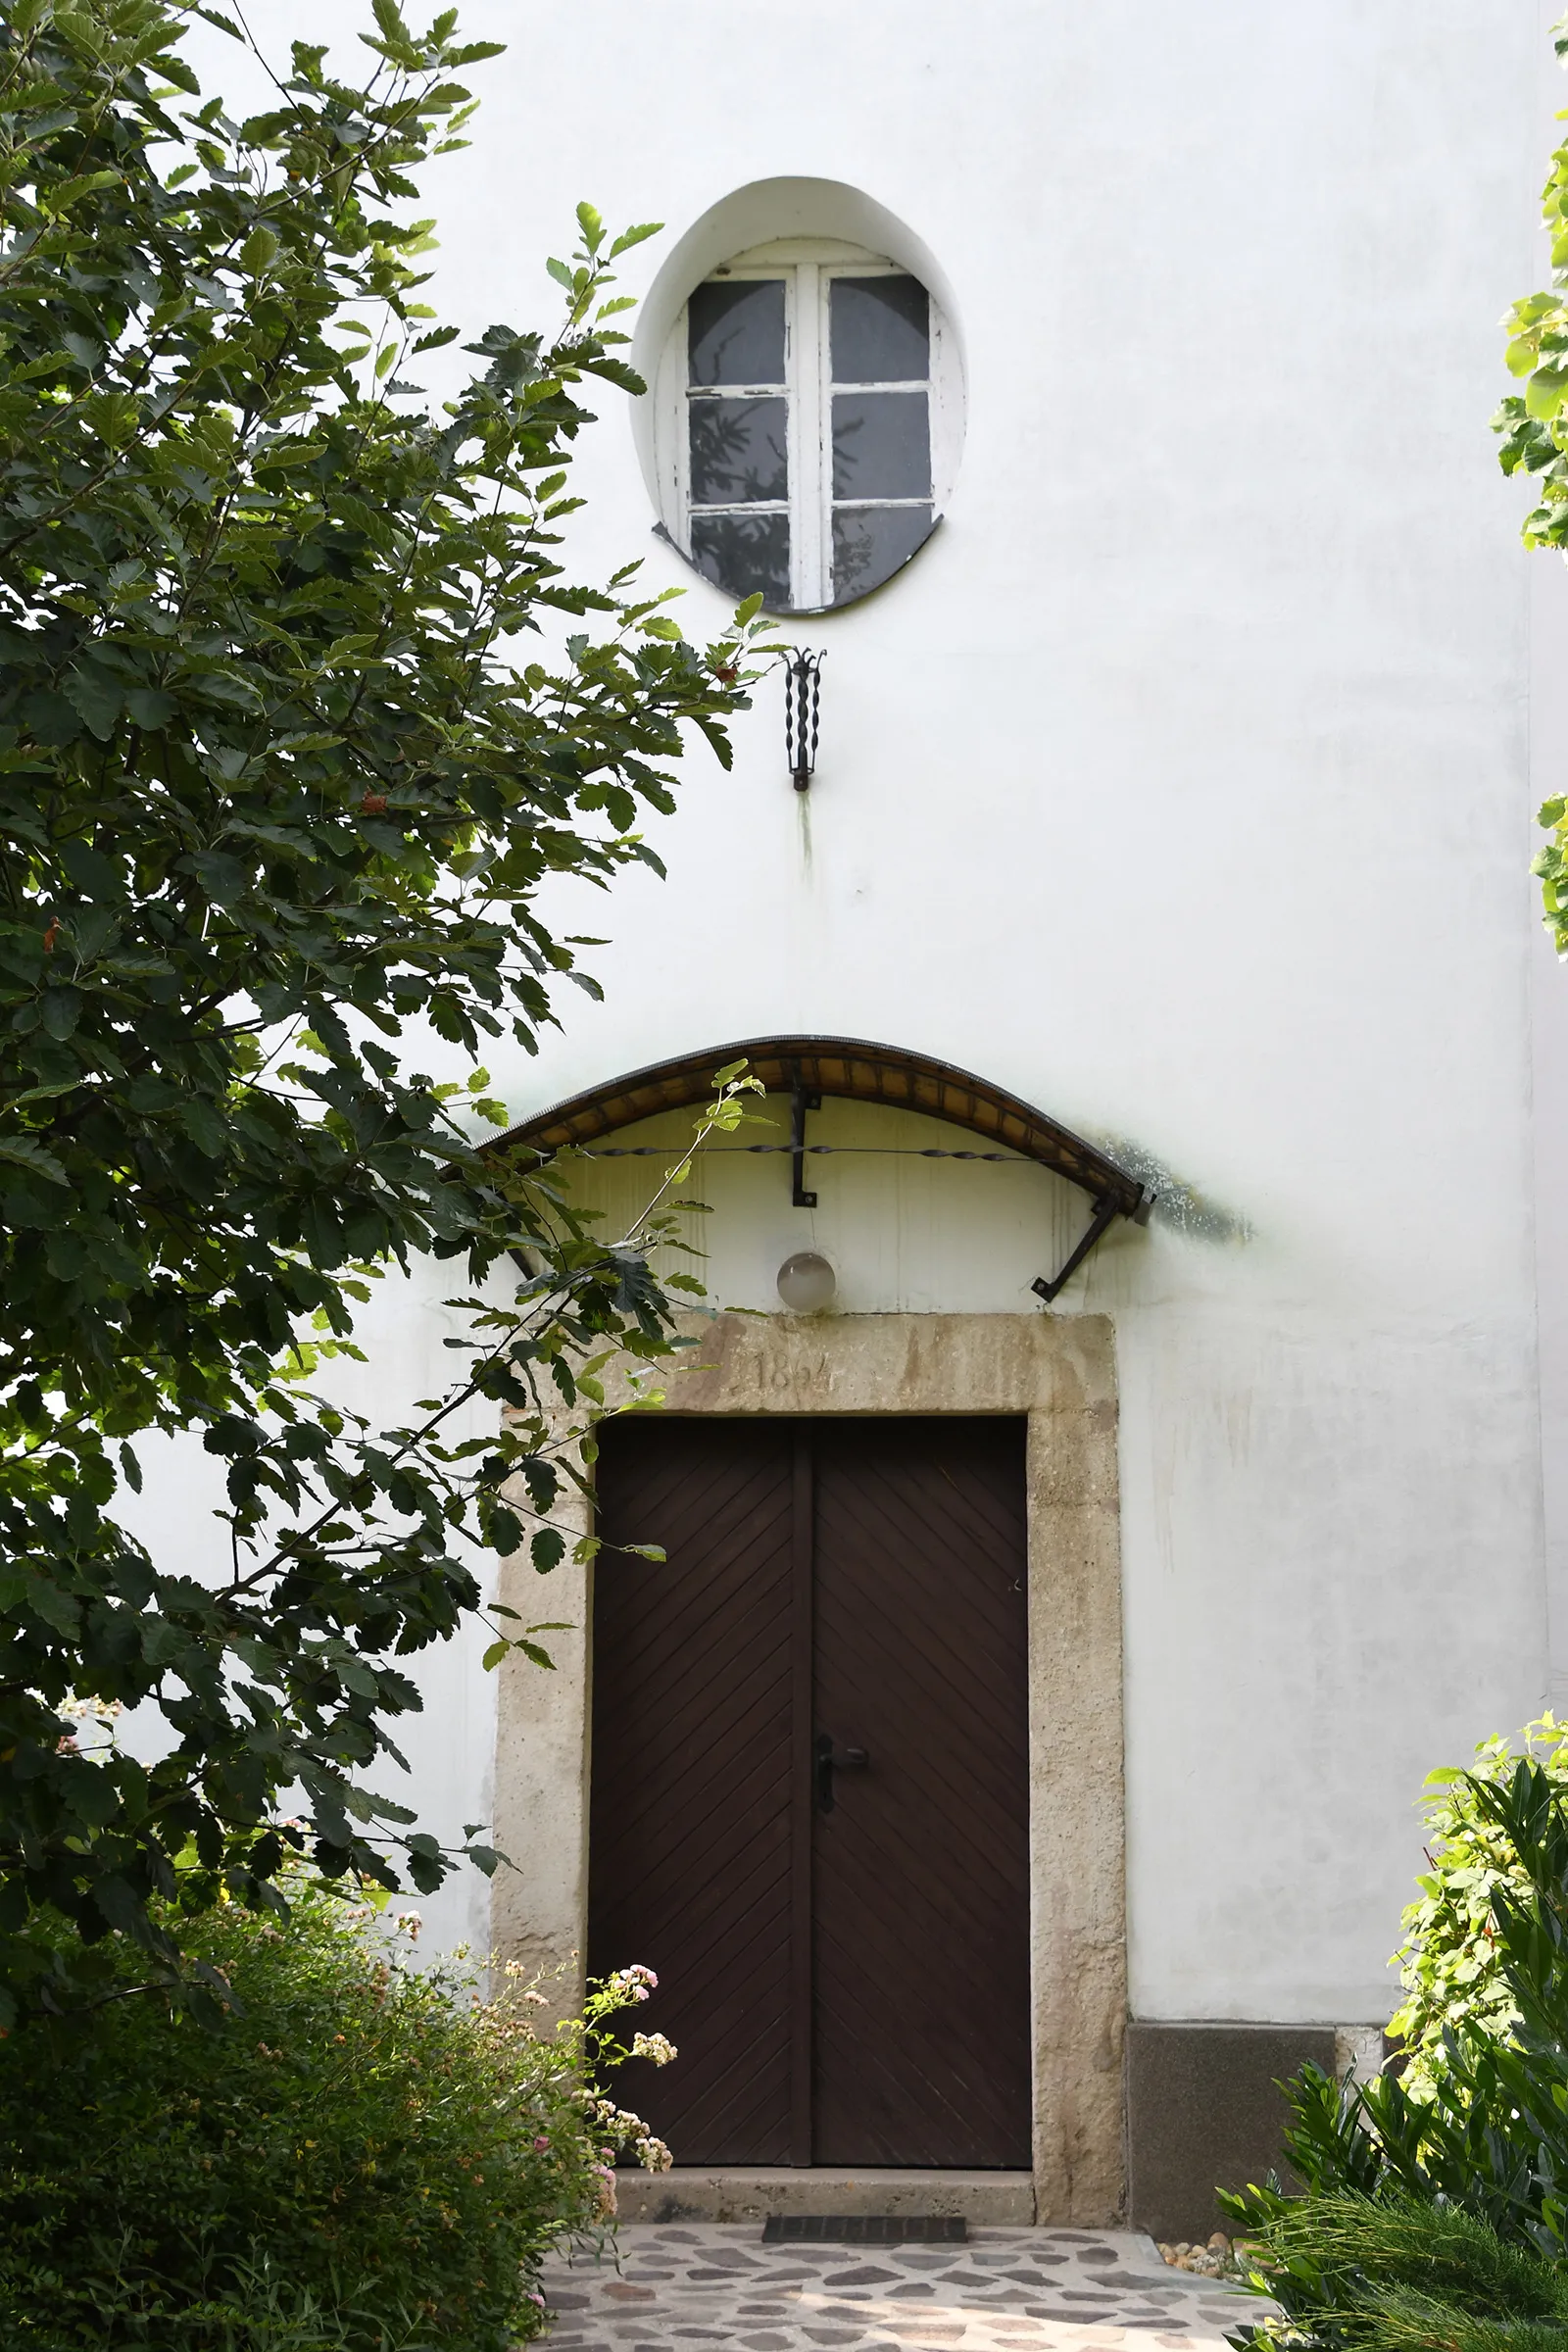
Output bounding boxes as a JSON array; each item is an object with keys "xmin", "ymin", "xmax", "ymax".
[{"xmin": 814, "ymin": 1732, "xmax": 870, "ymax": 1813}]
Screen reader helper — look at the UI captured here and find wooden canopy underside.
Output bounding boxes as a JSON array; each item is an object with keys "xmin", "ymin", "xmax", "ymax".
[{"xmin": 491, "ymin": 1035, "xmax": 1152, "ymax": 1222}]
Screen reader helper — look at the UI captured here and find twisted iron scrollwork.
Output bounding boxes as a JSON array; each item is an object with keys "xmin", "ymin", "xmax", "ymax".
[{"xmin": 784, "ymin": 648, "xmax": 825, "ymax": 791}]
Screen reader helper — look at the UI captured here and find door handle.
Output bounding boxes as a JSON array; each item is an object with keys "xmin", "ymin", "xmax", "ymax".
[{"xmin": 814, "ymin": 1733, "xmax": 870, "ymax": 1813}]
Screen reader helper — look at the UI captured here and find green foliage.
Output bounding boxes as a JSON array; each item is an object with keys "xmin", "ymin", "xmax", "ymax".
[
  {"xmin": 1239, "ymin": 2193, "xmax": 1568, "ymax": 2352},
  {"xmin": 1223, "ymin": 1757, "xmax": 1568, "ymax": 2352},
  {"xmin": 1385, "ymin": 1715, "xmax": 1568, "ymax": 2101},
  {"xmin": 1494, "ymin": 13, "xmax": 1568, "ymax": 948},
  {"xmin": 0, "ymin": 1874, "xmax": 676, "ymax": 2347},
  {"xmin": 0, "ymin": 0, "xmax": 776, "ymax": 2027}
]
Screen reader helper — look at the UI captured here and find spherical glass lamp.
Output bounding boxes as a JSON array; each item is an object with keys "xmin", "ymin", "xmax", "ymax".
[{"xmin": 776, "ymin": 1250, "xmax": 836, "ymax": 1312}]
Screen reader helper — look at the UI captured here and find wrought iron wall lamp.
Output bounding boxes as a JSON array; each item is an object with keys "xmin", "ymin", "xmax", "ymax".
[{"xmin": 784, "ymin": 648, "xmax": 824, "ymax": 790}]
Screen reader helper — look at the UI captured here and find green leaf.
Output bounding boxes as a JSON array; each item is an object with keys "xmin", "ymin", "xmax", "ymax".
[
  {"xmin": 21, "ymin": 1573, "xmax": 79, "ymax": 1637},
  {"xmin": 530, "ymin": 1528, "xmax": 566, "ymax": 1574},
  {"xmin": 62, "ymin": 662, "xmax": 123, "ymax": 741},
  {"xmin": 44, "ymin": 169, "xmax": 122, "ymax": 214},
  {"xmin": 0, "ymin": 1136, "xmax": 69, "ymax": 1186},
  {"xmin": 241, "ymin": 224, "xmax": 279, "ymax": 272},
  {"xmin": 1526, "ymin": 366, "xmax": 1568, "ymax": 421},
  {"xmin": 68, "ymin": 1765, "xmax": 122, "ymax": 1829},
  {"xmin": 607, "ymin": 220, "xmax": 662, "ymax": 259},
  {"xmin": 39, "ymin": 988, "xmax": 79, "ymax": 1041}
]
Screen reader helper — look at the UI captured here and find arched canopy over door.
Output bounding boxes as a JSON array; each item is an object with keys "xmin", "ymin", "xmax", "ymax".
[{"xmin": 491, "ymin": 1035, "xmax": 1153, "ymax": 1301}]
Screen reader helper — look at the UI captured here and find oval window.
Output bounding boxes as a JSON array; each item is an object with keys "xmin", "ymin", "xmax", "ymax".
[{"xmin": 651, "ymin": 239, "xmax": 960, "ymax": 614}]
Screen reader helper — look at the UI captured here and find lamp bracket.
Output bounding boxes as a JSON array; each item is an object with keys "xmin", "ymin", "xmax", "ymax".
[
  {"xmin": 790, "ymin": 1080, "xmax": 821, "ymax": 1207},
  {"xmin": 785, "ymin": 649, "xmax": 825, "ymax": 791}
]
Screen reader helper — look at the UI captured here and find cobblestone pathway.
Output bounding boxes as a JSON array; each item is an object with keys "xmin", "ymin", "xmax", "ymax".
[{"xmin": 539, "ymin": 2224, "xmax": 1267, "ymax": 2352}]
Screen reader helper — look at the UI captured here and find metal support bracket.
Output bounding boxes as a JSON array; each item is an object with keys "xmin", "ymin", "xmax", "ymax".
[
  {"xmin": 791, "ymin": 1080, "xmax": 821, "ymax": 1207},
  {"xmin": 1031, "ymin": 1191, "xmax": 1123, "ymax": 1305}
]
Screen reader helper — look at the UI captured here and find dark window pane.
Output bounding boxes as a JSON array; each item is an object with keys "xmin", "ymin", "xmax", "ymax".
[
  {"xmin": 831, "ymin": 504, "xmax": 935, "ymax": 604},
  {"xmin": 688, "ymin": 279, "xmax": 787, "ymax": 386},
  {"xmin": 830, "ymin": 274, "xmax": 929, "ymax": 382},
  {"xmin": 690, "ymin": 512, "xmax": 792, "ymax": 606},
  {"xmin": 831, "ymin": 390, "xmax": 930, "ymax": 501},
  {"xmin": 689, "ymin": 396, "xmax": 788, "ymax": 505}
]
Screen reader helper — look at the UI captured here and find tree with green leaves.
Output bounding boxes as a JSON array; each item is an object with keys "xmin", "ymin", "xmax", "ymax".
[
  {"xmin": 1495, "ymin": 12, "xmax": 1568, "ymax": 948},
  {"xmin": 0, "ymin": 0, "xmax": 772, "ymax": 2029}
]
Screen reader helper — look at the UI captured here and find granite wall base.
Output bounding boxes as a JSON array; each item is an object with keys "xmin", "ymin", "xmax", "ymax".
[{"xmin": 1126, "ymin": 2021, "xmax": 1339, "ymax": 2241}]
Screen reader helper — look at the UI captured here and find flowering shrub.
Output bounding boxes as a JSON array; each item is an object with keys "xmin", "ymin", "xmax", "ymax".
[{"xmin": 0, "ymin": 1880, "xmax": 675, "ymax": 2348}]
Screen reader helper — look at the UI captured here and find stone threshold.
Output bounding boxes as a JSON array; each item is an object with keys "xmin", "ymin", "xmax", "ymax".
[{"xmin": 614, "ymin": 2167, "xmax": 1039, "ymax": 2225}]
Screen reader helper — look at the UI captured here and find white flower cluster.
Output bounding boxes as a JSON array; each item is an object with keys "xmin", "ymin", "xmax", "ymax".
[
  {"xmin": 608, "ymin": 1963, "xmax": 658, "ymax": 2003},
  {"xmin": 578, "ymin": 2091, "xmax": 672, "ymax": 2172},
  {"xmin": 55, "ymin": 1695, "xmax": 122, "ymax": 1754},
  {"xmin": 630, "ymin": 2031, "xmax": 677, "ymax": 2067}
]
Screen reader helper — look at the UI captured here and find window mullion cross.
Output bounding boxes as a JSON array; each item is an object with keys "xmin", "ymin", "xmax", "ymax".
[{"xmin": 789, "ymin": 260, "xmax": 825, "ymax": 612}]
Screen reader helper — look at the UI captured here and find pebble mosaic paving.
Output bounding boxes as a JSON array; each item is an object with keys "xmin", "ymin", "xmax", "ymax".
[{"xmin": 539, "ymin": 2223, "xmax": 1270, "ymax": 2352}]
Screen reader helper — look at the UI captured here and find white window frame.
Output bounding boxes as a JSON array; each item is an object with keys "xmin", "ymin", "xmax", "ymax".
[{"xmin": 653, "ymin": 237, "xmax": 961, "ymax": 614}]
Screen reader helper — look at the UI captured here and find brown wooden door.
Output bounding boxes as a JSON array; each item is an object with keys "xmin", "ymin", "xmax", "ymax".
[{"xmin": 588, "ymin": 1416, "xmax": 1030, "ymax": 2168}]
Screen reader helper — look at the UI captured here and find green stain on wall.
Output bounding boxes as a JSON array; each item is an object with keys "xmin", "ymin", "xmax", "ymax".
[{"xmin": 1100, "ymin": 1136, "xmax": 1253, "ymax": 1244}]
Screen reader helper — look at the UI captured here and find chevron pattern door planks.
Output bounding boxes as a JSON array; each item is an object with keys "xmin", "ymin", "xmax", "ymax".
[
  {"xmin": 810, "ymin": 1419, "xmax": 1031, "ymax": 2164},
  {"xmin": 587, "ymin": 1416, "xmax": 1030, "ymax": 2168},
  {"xmin": 588, "ymin": 1419, "xmax": 798, "ymax": 2161}
]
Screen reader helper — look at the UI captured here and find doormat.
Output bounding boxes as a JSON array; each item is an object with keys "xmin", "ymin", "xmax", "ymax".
[{"xmin": 761, "ymin": 2215, "xmax": 967, "ymax": 2245}]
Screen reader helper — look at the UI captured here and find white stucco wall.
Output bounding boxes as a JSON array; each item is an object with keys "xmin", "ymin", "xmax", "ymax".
[{"xmin": 178, "ymin": 0, "xmax": 1568, "ymax": 2023}]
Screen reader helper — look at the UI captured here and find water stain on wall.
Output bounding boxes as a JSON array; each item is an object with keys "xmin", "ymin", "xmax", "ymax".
[{"xmin": 1097, "ymin": 1135, "xmax": 1253, "ymax": 1246}]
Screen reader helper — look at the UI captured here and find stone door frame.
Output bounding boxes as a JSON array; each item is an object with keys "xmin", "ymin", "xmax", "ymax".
[{"xmin": 491, "ymin": 1310, "xmax": 1127, "ymax": 2224}]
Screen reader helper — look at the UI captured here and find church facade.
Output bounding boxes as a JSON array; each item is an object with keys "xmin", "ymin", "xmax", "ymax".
[{"xmin": 176, "ymin": 0, "xmax": 1568, "ymax": 2234}]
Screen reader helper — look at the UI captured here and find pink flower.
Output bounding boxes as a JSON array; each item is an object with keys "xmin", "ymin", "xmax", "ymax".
[{"xmin": 533, "ymin": 2135, "xmax": 551, "ymax": 2152}]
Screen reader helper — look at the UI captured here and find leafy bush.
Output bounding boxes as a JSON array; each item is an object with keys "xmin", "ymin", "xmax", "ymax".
[
  {"xmin": 1385, "ymin": 1713, "xmax": 1568, "ymax": 2100},
  {"xmin": 0, "ymin": 1879, "xmax": 673, "ymax": 2348},
  {"xmin": 1223, "ymin": 1755, "xmax": 1568, "ymax": 2352}
]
